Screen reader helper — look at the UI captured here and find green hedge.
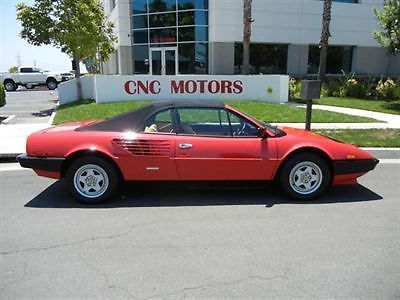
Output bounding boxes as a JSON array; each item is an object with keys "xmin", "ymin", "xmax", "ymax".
[
  {"xmin": 290, "ymin": 75, "xmax": 400, "ymax": 101},
  {"xmin": 0, "ymin": 83, "xmax": 5, "ymax": 107}
]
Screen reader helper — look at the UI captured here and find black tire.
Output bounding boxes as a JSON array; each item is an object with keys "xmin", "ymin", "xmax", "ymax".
[
  {"xmin": 4, "ymin": 80, "xmax": 16, "ymax": 92},
  {"xmin": 279, "ymin": 153, "xmax": 331, "ymax": 200},
  {"xmin": 46, "ymin": 79, "xmax": 57, "ymax": 90},
  {"xmin": 65, "ymin": 156, "xmax": 120, "ymax": 204}
]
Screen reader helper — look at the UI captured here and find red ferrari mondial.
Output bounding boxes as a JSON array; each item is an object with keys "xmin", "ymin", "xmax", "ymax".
[{"xmin": 18, "ymin": 101, "xmax": 378, "ymax": 204}]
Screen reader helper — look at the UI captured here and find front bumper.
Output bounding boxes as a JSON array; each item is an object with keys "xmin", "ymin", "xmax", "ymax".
[
  {"xmin": 332, "ymin": 158, "xmax": 379, "ymax": 175},
  {"xmin": 17, "ymin": 154, "xmax": 65, "ymax": 172}
]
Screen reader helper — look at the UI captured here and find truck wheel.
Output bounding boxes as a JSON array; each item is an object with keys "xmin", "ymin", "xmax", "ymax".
[
  {"xmin": 47, "ymin": 79, "xmax": 57, "ymax": 90},
  {"xmin": 4, "ymin": 80, "xmax": 16, "ymax": 92}
]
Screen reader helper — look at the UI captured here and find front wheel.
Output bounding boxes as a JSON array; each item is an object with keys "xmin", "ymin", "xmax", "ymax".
[
  {"xmin": 66, "ymin": 156, "xmax": 120, "ymax": 204},
  {"xmin": 47, "ymin": 79, "xmax": 57, "ymax": 90},
  {"xmin": 279, "ymin": 153, "xmax": 331, "ymax": 200}
]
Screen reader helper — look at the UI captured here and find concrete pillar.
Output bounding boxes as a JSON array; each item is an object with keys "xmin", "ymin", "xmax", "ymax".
[
  {"xmin": 287, "ymin": 44, "xmax": 309, "ymax": 77},
  {"xmin": 209, "ymin": 42, "xmax": 235, "ymax": 75}
]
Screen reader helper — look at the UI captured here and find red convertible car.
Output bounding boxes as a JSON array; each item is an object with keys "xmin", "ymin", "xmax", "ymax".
[{"xmin": 18, "ymin": 101, "xmax": 378, "ymax": 204}]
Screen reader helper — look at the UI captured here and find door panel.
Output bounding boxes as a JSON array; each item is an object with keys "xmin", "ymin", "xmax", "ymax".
[
  {"xmin": 114, "ymin": 134, "xmax": 178, "ymax": 180},
  {"xmin": 175, "ymin": 136, "xmax": 277, "ymax": 180}
]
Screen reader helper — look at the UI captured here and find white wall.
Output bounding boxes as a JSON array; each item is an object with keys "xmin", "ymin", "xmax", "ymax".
[
  {"xmin": 58, "ymin": 77, "xmax": 95, "ymax": 105},
  {"xmin": 209, "ymin": 0, "xmax": 382, "ymax": 47},
  {"xmin": 58, "ymin": 75, "xmax": 289, "ymax": 104}
]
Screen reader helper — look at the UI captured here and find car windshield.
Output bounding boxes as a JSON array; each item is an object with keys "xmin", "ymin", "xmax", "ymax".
[{"xmin": 233, "ymin": 109, "xmax": 282, "ymax": 135}]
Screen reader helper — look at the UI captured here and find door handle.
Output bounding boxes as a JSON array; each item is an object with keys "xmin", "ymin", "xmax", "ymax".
[{"xmin": 179, "ymin": 143, "xmax": 192, "ymax": 149}]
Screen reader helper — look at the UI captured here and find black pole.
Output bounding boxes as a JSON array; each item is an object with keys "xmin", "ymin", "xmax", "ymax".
[{"xmin": 305, "ymin": 99, "xmax": 312, "ymax": 131}]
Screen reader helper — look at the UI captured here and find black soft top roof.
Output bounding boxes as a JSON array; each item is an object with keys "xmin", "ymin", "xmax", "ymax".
[{"xmin": 77, "ymin": 101, "xmax": 225, "ymax": 132}]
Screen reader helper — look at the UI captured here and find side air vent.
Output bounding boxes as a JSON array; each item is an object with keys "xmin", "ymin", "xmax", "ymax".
[{"xmin": 113, "ymin": 139, "xmax": 170, "ymax": 157}]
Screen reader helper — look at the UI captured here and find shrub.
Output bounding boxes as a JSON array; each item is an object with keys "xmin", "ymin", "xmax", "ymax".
[
  {"xmin": 375, "ymin": 77, "xmax": 399, "ymax": 100},
  {"xmin": 289, "ymin": 77, "xmax": 301, "ymax": 99},
  {"xmin": 0, "ymin": 83, "xmax": 6, "ymax": 107}
]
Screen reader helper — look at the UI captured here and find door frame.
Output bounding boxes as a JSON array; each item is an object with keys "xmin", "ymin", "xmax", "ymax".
[{"xmin": 149, "ymin": 47, "xmax": 178, "ymax": 75}]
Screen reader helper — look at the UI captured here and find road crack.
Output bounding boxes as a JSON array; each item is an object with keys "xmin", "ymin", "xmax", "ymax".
[{"xmin": 0, "ymin": 221, "xmax": 159, "ymax": 256}]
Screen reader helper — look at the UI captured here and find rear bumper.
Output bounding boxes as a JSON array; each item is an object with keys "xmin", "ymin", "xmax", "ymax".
[
  {"xmin": 17, "ymin": 154, "xmax": 65, "ymax": 172},
  {"xmin": 332, "ymin": 158, "xmax": 379, "ymax": 175}
]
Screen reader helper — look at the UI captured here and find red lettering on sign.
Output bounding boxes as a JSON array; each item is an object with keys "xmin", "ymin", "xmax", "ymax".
[
  {"xmin": 185, "ymin": 80, "xmax": 197, "ymax": 94},
  {"xmin": 197, "ymin": 80, "xmax": 207, "ymax": 93},
  {"xmin": 220, "ymin": 80, "xmax": 233, "ymax": 94},
  {"xmin": 208, "ymin": 80, "xmax": 220, "ymax": 94},
  {"xmin": 137, "ymin": 81, "xmax": 149, "ymax": 94},
  {"xmin": 125, "ymin": 80, "xmax": 136, "ymax": 94},
  {"xmin": 171, "ymin": 80, "xmax": 185, "ymax": 94},
  {"xmin": 233, "ymin": 80, "xmax": 244, "ymax": 94},
  {"xmin": 149, "ymin": 80, "xmax": 161, "ymax": 94},
  {"xmin": 125, "ymin": 80, "xmax": 161, "ymax": 95}
]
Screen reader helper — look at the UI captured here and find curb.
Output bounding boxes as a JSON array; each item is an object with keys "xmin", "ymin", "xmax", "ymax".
[{"xmin": 48, "ymin": 111, "xmax": 56, "ymax": 125}]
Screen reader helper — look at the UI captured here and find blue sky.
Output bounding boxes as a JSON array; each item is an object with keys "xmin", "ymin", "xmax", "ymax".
[{"xmin": 0, "ymin": 0, "xmax": 84, "ymax": 73}]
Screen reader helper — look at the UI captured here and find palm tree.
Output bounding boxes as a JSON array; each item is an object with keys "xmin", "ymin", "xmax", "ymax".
[
  {"xmin": 318, "ymin": 0, "xmax": 332, "ymax": 81},
  {"xmin": 242, "ymin": 0, "xmax": 253, "ymax": 75}
]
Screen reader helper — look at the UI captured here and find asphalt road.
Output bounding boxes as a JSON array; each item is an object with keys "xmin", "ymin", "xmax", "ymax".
[
  {"xmin": 0, "ymin": 160, "xmax": 399, "ymax": 299},
  {"xmin": 0, "ymin": 89, "xmax": 58, "ymax": 124}
]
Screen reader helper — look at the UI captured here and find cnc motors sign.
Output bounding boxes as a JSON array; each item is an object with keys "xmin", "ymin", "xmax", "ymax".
[
  {"xmin": 57, "ymin": 75, "xmax": 289, "ymax": 105},
  {"xmin": 124, "ymin": 79, "xmax": 244, "ymax": 95}
]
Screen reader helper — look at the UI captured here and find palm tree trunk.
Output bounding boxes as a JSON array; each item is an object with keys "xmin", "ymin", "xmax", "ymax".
[
  {"xmin": 242, "ymin": 0, "xmax": 252, "ymax": 75},
  {"xmin": 318, "ymin": 0, "xmax": 332, "ymax": 81}
]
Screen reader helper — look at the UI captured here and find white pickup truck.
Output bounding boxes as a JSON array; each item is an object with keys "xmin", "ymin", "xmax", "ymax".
[{"xmin": 1, "ymin": 67, "xmax": 63, "ymax": 91}]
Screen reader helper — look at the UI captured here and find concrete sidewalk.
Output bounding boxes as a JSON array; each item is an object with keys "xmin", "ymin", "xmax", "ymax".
[{"xmin": 1, "ymin": 104, "xmax": 399, "ymax": 158}]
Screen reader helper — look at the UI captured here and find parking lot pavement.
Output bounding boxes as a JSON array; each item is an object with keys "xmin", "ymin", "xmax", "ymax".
[
  {"xmin": 0, "ymin": 162, "xmax": 399, "ymax": 298},
  {"xmin": 0, "ymin": 89, "xmax": 58, "ymax": 124}
]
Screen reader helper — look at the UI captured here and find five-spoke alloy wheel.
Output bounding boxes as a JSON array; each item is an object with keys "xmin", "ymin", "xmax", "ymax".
[
  {"xmin": 279, "ymin": 153, "xmax": 331, "ymax": 200},
  {"xmin": 66, "ymin": 156, "xmax": 119, "ymax": 204}
]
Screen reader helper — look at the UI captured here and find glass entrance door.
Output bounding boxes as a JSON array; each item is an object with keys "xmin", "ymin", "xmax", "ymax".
[{"xmin": 150, "ymin": 47, "xmax": 178, "ymax": 75}]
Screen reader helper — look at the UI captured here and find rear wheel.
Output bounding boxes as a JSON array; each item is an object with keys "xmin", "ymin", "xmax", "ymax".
[
  {"xmin": 66, "ymin": 156, "xmax": 120, "ymax": 204},
  {"xmin": 4, "ymin": 80, "xmax": 16, "ymax": 92},
  {"xmin": 279, "ymin": 153, "xmax": 331, "ymax": 200}
]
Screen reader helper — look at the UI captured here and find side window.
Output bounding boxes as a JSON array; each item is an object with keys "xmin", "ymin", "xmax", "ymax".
[
  {"xmin": 20, "ymin": 68, "xmax": 31, "ymax": 73},
  {"xmin": 228, "ymin": 112, "xmax": 260, "ymax": 137},
  {"xmin": 142, "ymin": 109, "xmax": 174, "ymax": 133},
  {"xmin": 177, "ymin": 108, "xmax": 231, "ymax": 136}
]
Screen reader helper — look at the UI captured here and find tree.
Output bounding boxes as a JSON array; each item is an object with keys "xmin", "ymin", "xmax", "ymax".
[
  {"xmin": 8, "ymin": 66, "xmax": 18, "ymax": 73},
  {"xmin": 318, "ymin": 0, "xmax": 332, "ymax": 81},
  {"xmin": 16, "ymin": 0, "xmax": 117, "ymax": 99},
  {"xmin": 374, "ymin": 0, "xmax": 400, "ymax": 55},
  {"xmin": 242, "ymin": 0, "xmax": 254, "ymax": 75}
]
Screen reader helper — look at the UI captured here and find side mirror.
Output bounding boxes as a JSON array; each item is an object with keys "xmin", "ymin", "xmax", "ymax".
[{"xmin": 258, "ymin": 127, "xmax": 269, "ymax": 139}]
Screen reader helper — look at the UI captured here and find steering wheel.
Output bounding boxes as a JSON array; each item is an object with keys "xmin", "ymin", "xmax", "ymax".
[{"xmin": 234, "ymin": 121, "xmax": 248, "ymax": 136}]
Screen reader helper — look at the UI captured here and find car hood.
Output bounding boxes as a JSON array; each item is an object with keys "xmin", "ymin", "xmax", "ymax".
[
  {"xmin": 278, "ymin": 126, "xmax": 375, "ymax": 160},
  {"xmin": 279, "ymin": 126, "xmax": 341, "ymax": 142}
]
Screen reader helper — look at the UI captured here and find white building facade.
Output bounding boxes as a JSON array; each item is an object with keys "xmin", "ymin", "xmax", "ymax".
[{"xmin": 102, "ymin": 0, "xmax": 400, "ymax": 77}]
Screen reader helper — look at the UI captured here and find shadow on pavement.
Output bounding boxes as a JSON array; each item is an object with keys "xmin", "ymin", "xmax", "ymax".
[
  {"xmin": 31, "ymin": 108, "xmax": 54, "ymax": 117},
  {"xmin": 25, "ymin": 180, "xmax": 382, "ymax": 209}
]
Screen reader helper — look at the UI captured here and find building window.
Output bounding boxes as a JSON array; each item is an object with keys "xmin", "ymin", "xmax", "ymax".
[
  {"xmin": 234, "ymin": 43, "xmax": 288, "ymax": 74},
  {"xmin": 332, "ymin": 0, "xmax": 358, "ymax": 3},
  {"xmin": 308, "ymin": 45, "xmax": 353, "ymax": 74},
  {"xmin": 133, "ymin": 45, "xmax": 149, "ymax": 74},
  {"xmin": 178, "ymin": 42, "xmax": 208, "ymax": 74},
  {"xmin": 131, "ymin": 0, "xmax": 208, "ymax": 74}
]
